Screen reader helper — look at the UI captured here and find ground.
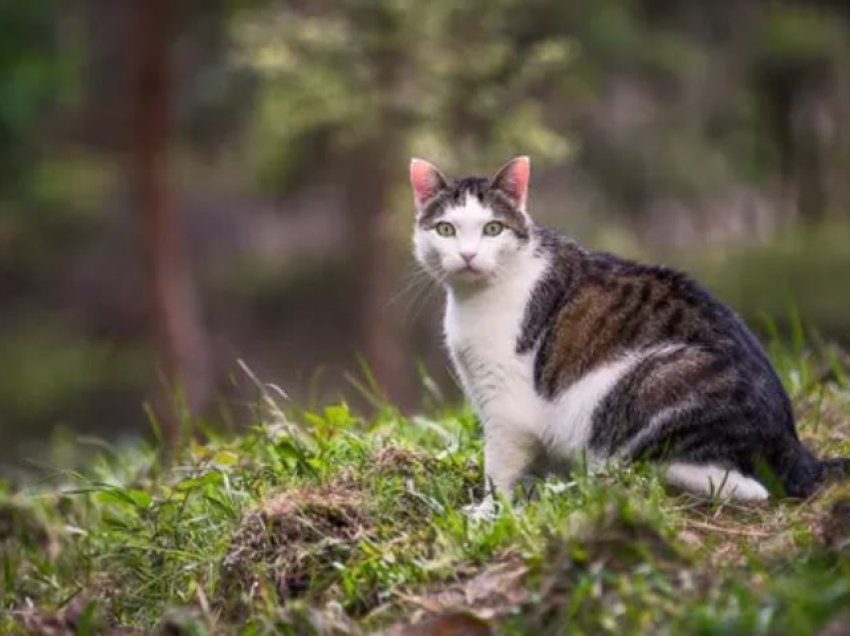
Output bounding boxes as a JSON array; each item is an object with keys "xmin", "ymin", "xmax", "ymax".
[{"xmin": 2, "ymin": 335, "xmax": 850, "ymax": 635}]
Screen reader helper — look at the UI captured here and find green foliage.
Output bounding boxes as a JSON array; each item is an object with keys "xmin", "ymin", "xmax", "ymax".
[
  {"xmin": 0, "ymin": 1, "xmax": 81, "ymax": 189},
  {"xmin": 0, "ymin": 322, "xmax": 147, "ymax": 434},
  {"xmin": 760, "ymin": 5, "xmax": 847, "ymax": 71},
  {"xmin": 3, "ymin": 344, "xmax": 850, "ymax": 634},
  {"xmin": 230, "ymin": 0, "xmax": 575, "ymax": 192}
]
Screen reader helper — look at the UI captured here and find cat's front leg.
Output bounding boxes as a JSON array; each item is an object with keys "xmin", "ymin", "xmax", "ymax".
[
  {"xmin": 465, "ymin": 423, "xmax": 536, "ymax": 519},
  {"xmin": 483, "ymin": 424, "xmax": 537, "ymax": 495}
]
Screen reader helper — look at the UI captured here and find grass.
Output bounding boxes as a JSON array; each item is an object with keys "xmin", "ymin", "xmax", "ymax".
[{"xmin": 2, "ymin": 339, "xmax": 850, "ymax": 635}]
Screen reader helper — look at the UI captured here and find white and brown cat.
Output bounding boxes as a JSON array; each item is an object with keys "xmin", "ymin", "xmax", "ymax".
[{"xmin": 411, "ymin": 155, "xmax": 849, "ymax": 504}]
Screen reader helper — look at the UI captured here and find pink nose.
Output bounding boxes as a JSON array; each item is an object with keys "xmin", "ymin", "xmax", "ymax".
[{"xmin": 460, "ymin": 251, "xmax": 476, "ymax": 263}]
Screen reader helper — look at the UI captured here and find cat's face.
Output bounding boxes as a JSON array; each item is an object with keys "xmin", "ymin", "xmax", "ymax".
[{"xmin": 410, "ymin": 156, "xmax": 532, "ymax": 287}]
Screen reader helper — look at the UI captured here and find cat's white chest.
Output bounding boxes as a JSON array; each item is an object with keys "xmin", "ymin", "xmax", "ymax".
[{"xmin": 443, "ymin": 269, "xmax": 545, "ymax": 432}]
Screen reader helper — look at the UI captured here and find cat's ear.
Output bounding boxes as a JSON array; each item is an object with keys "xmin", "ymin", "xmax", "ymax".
[
  {"xmin": 490, "ymin": 156, "xmax": 530, "ymax": 210},
  {"xmin": 410, "ymin": 158, "xmax": 448, "ymax": 211}
]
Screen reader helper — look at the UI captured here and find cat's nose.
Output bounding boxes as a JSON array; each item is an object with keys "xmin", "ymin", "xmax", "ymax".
[{"xmin": 460, "ymin": 251, "xmax": 477, "ymax": 264}]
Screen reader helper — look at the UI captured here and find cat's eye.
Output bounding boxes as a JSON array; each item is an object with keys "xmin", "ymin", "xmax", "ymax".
[
  {"xmin": 483, "ymin": 221, "xmax": 504, "ymax": 237},
  {"xmin": 435, "ymin": 222, "xmax": 456, "ymax": 237}
]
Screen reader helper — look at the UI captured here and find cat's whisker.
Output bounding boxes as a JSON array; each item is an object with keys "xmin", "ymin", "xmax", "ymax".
[
  {"xmin": 400, "ymin": 271, "xmax": 436, "ymax": 305},
  {"xmin": 402, "ymin": 272, "xmax": 445, "ymax": 322},
  {"xmin": 387, "ymin": 265, "xmax": 434, "ymax": 308}
]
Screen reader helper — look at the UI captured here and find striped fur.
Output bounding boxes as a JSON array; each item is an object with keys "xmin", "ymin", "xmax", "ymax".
[{"xmin": 411, "ymin": 157, "xmax": 849, "ymax": 501}]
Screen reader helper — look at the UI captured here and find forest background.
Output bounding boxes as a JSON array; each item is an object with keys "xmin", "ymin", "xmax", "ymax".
[{"xmin": 3, "ymin": 0, "xmax": 850, "ymax": 469}]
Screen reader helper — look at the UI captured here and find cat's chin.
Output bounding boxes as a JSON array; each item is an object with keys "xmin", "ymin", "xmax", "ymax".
[{"xmin": 445, "ymin": 267, "xmax": 492, "ymax": 288}]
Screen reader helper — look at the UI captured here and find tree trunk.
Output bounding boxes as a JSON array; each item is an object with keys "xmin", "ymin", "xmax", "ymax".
[
  {"xmin": 346, "ymin": 143, "xmax": 409, "ymax": 406},
  {"xmin": 130, "ymin": 0, "xmax": 212, "ymax": 445},
  {"xmin": 343, "ymin": 4, "xmax": 411, "ymax": 407},
  {"xmin": 792, "ymin": 82, "xmax": 831, "ymax": 224}
]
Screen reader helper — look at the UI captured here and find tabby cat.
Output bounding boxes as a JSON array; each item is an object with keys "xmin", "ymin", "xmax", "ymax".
[{"xmin": 410, "ymin": 155, "xmax": 849, "ymax": 502}]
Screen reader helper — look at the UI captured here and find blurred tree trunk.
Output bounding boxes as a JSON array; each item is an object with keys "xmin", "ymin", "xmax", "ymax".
[
  {"xmin": 758, "ymin": 64, "xmax": 833, "ymax": 224},
  {"xmin": 130, "ymin": 0, "xmax": 212, "ymax": 445},
  {"xmin": 345, "ymin": 143, "xmax": 408, "ymax": 406},
  {"xmin": 344, "ymin": 3, "xmax": 410, "ymax": 406},
  {"xmin": 791, "ymin": 81, "xmax": 831, "ymax": 224}
]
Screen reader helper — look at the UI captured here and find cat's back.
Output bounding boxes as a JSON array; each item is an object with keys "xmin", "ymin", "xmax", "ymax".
[{"xmin": 522, "ymin": 227, "xmax": 778, "ymax": 401}]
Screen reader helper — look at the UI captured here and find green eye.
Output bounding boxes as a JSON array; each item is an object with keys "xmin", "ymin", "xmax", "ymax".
[
  {"xmin": 435, "ymin": 222, "xmax": 455, "ymax": 237},
  {"xmin": 483, "ymin": 221, "xmax": 504, "ymax": 236}
]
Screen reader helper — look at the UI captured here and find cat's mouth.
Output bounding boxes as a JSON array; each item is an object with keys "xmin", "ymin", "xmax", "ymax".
[
  {"xmin": 451, "ymin": 264, "xmax": 486, "ymax": 281},
  {"xmin": 440, "ymin": 260, "xmax": 489, "ymax": 282}
]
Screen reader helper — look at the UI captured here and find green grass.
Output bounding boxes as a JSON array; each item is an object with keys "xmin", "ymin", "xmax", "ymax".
[{"xmin": 2, "ymin": 343, "xmax": 850, "ymax": 635}]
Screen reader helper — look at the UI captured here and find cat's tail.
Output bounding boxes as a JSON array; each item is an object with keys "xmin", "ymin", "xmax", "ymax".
[
  {"xmin": 776, "ymin": 447, "xmax": 848, "ymax": 498},
  {"xmin": 820, "ymin": 457, "xmax": 850, "ymax": 482}
]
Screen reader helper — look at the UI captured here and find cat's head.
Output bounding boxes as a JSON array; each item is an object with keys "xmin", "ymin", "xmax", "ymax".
[{"xmin": 410, "ymin": 156, "xmax": 532, "ymax": 286}]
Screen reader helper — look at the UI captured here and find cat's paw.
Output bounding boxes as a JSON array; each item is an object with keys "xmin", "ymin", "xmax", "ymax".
[{"xmin": 462, "ymin": 496, "xmax": 500, "ymax": 521}]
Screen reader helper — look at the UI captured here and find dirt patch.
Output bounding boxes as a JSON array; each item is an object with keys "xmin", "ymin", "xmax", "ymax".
[
  {"xmin": 370, "ymin": 446, "xmax": 436, "ymax": 477},
  {"xmin": 218, "ymin": 445, "xmax": 451, "ymax": 619},
  {"xmin": 816, "ymin": 496, "xmax": 850, "ymax": 550},
  {"xmin": 383, "ymin": 611, "xmax": 495, "ymax": 636},
  {"xmin": 19, "ymin": 597, "xmax": 127, "ymax": 636},
  {"xmin": 819, "ymin": 610, "xmax": 850, "ymax": 636},
  {"xmin": 397, "ymin": 555, "xmax": 529, "ymax": 622},
  {"xmin": 217, "ymin": 445, "xmax": 482, "ymax": 623},
  {"xmin": 219, "ymin": 480, "xmax": 369, "ymax": 616}
]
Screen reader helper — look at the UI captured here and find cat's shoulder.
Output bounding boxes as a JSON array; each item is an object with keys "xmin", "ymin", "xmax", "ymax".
[
  {"xmin": 532, "ymin": 224, "xmax": 726, "ymax": 313},
  {"xmin": 584, "ymin": 250, "xmax": 695, "ymax": 289},
  {"xmin": 534, "ymin": 225, "xmax": 698, "ymax": 288}
]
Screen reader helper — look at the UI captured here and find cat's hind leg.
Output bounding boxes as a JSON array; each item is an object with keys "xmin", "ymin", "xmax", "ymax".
[{"xmin": 663, "ymin": 462, "xmax": 769, "ymax": 501}]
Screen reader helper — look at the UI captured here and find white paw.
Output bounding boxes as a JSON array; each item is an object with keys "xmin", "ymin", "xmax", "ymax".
[{"xmin": 463, "ymin": 496, "xmax": 500, "ymax": 521}]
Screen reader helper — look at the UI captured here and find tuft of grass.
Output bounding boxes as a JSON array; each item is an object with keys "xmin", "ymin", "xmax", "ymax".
[{"xmin": 1, "ymin": 342, "xmax": 850, "ymax": 635}]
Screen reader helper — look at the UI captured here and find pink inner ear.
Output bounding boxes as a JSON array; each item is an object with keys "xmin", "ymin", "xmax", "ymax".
[
  {"xmin": 410, "ymin": 159, "xmax": 443, "ymax": 205},
  {"xmin": 502, "ymin": 156, "xmax": 531, "ymax": 205},
  {"xmin": 509, "ymin": 156, "xmax": 530, "ymax": 203},
  {"xmin": 492, "ymin": 156, "xmax": 530, "ymax": 207}
]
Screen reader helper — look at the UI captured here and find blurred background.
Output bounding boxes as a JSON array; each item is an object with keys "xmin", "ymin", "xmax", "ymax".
[{"xmin": 2, "ymin": 0, "xmax": 850, "ymax": 471}]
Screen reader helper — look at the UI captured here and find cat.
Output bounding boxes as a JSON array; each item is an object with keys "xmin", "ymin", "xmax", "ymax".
[{"xmin": 410, "ymin": 155, "xmax": 850, "ymax": 503}]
